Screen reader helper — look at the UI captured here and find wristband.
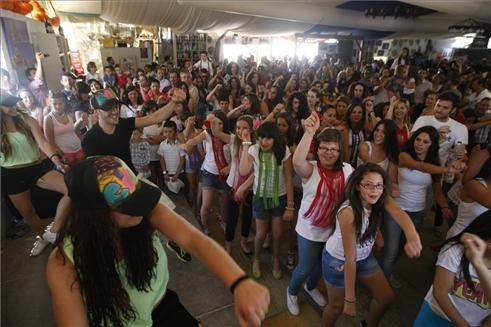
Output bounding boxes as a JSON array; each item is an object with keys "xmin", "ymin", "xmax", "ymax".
[
  {"xmin": 285, "ymin": 207, "xmax": 295, "ymax": 211},
  {"xmin": 242, "ymin": 141, "xmax": 252, "ymax": 145},
  {"xmin": 162, "ymin": 170, "xmax": 168, "ymax": 175},
  {"xmin": 50, "ymin": 153, "xmax": 60, "ymax": 160},
  {"xmin": 344, "ymin": 298, "xmax": 356, "ymax": 303},
  {"xmin": 229, "ymin": 275, "xmax": 250, "ymax": 294}
]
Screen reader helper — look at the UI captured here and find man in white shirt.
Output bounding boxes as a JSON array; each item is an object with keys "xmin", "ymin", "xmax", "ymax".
[
  {"xmin": 412, "ymin": 91, "xmax": 468, "ymax": 165},
  {"xmin": 412, "ymin": 91, "xmax": 468, "ymax": 233},
  {"xmin": 468, "ymin": 77, "xmax": 491, "ymax": 110},
  {"xmin": 193, "ymin": 51, "xmax": 214, "ymax": 76}
]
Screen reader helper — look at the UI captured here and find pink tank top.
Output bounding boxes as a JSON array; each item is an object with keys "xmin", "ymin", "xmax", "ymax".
[{"xmin": 48, "ymin": 112, "xmax": 81, "ymax": 153}]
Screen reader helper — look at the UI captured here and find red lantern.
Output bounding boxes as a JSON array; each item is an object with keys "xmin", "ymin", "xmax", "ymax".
[{"xmin": 50, "ymin": 16, "xmax": 60, "ymax": 27}]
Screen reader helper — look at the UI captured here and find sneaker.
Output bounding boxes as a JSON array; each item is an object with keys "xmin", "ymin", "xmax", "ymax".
[
  {"xmin": 286, "ymin": 289, "xmax": 300, "ymax": 316},
  {"xmin": 304, "ymin": 284, "xmax": 327, "ymax": 307},
  {"xmin": 42, "ymin": 226, "xmax": 57, "ymax": 244},
  {"xmin": 287, "ymin": 250, "xmax": 296, "ymax": 270},
  {"xmin": 166, "ymin": 240, "xmax": 191, "ymax": 262},
  {"xmin": 389, "ymin": 275, "xmax": 402, "ymax": 289},
  {"xmin": 30, "ymin": 236, "xmax": 51, "ymax": 257}
]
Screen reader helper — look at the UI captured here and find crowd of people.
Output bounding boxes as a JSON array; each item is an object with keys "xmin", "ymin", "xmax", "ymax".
[{"xmin": 1, "ymin": 45, "xmax": 491, "ymax": 326}]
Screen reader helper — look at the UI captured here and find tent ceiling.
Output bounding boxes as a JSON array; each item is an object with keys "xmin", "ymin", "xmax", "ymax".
[{"xmin": 50, "ymin": 0, "xmax": 491, "ymax": 37}]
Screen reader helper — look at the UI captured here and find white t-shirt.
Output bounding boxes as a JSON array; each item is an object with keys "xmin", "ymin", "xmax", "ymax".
[
  {"xmin": 424, "ymin": 244, "xmax": 491, "ymax": 326},
  {"xmin": 249, "ymin": 144, "xmax": 291, "ymax": 197},
  {"xmin": 412, "ymin": 116, "xmax": 468, "ymax": 164},
  {"xmin": 120, "ymin": 104, "xmax": 142, "ymax": 118},
  {"xmin": 200, "ymin": 132, "xmax": 231, "ymax": 175},
  {"xmin": 325, "ymin": 201, "xmax": 375, "ymax": 261},
  {"xmin": 157, "ymin": 139, "xmax": 185, "ymax": 175},
  {"xmin": 296, "ymin": 163, "xmax": 353, "ymax": 242},
  {"xmin": 447, "ymin": 179, "xmax": 489, "ymax": 239},
  {"xmin": 142, "ymin": 123, "xmax": 163, "ymax": 161},
  {"xmin": 395, "ymin": 167, "xmax": 433, "ymax": 212}
]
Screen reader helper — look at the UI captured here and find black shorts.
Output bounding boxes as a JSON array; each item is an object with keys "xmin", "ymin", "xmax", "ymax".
[
  {"xmin": 152, "ymin": 289, "xmax": 199, "ymax": 327},
  {"xmin": 1, "ymin": 159, "xmax": 54, "ymax": 195}
]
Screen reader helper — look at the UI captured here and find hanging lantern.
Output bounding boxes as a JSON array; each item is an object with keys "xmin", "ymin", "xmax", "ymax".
[{"xmin": 50, "ymin": 15, "xmax": 60, "ymax": 27}]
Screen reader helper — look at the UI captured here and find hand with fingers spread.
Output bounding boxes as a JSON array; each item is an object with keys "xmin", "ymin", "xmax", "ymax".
[{"xmin": 170, "ymin": 88, "xmax": 186, "ymax": 103}]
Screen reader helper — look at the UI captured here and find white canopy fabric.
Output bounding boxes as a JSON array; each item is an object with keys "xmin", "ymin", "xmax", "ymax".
[{"xmin": 52, "ymin": 0, "xmax": 491, "ymax": 37}]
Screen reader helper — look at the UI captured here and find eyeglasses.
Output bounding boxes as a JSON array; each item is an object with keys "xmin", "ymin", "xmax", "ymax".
[
  {"xmin": 360, "ymin": 183, "xmax": 385, "ymax": 191},
  {"xmin": 318, "ymin": 146, "xmax": 340, "ymax": 153}
]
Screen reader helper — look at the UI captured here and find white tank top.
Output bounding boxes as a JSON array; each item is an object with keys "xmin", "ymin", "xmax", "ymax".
[
  {"xmin": 325, "ymin": 201, "xmax": 375, "ymax": 261},
  {"xmin": 446, "ymin": 179, "xmax": 489, "ymax": 239},
  {"xmin": 356, "ymin": 141, "xmax": 389, "ymax": 170},
  {"xmin": 48, "ymin": 112, "xmax": 81, "ymax": 153}
]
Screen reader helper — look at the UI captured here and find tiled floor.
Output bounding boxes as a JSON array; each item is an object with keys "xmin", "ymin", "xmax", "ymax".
[{"xmin": 2, "ymin": 192, "xmax": 445, "ymax": 326}]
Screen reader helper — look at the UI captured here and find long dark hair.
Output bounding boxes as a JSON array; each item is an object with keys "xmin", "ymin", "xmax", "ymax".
[
  {"xmin": 330, "ymin": 163, "xmax": 389, "ymax": 242},
  {"xmin": 285, "ymin": 91, "xmax": 309, "ymax": 121},
  {"xmin": 57, "ymin": 159, "xmax": 158, "ymax": 326},
  {"xmin": 346, "ymin": 103, "xmax": 365, "ymax": 131},
  {"xmin": 402, "ymin": 126, "xmax": 440, "ymax": 165},
  {"xmin": 275, "ymin": 112, "xmax": 296, "ymax": 147},
  {"xmin": 443, "ymin": 210, "xmax": 491, "ymax": 292},
  {"xmin": 256, "ymin": 121, "xmax": 286, "ymax": 165},
  {"xmin": 369, "ymin": 119, "xmax": 399, "ymax": 164}
]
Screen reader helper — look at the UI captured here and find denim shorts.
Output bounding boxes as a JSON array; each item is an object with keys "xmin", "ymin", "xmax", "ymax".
[
  {"xmin": 322, "ymin": 250, "xmax": 380, "ymax": 288},
  {"xmin": 199, "ymin": 169, "xmax": 228, "ymax": 190},
  {"xmin": 252, "ymin": 195, "xmax": 286, "ymax": 219}
]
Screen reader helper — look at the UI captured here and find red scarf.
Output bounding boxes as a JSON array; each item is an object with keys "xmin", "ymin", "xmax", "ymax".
[
  {"xmin": 232, "ymin": 147, "xmax": 249, "ymax": 203},
  {"xmin": 212, "ymin": 136, "xmax": 228, "ymax": 182},
  {"xmin": 303, "ymin": 162, "xmax": 345, "ymax": 228}
]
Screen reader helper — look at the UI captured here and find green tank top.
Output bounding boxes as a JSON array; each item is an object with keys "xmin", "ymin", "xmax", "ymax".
[
  {"xmin": 0, "ymin": 131, "xmax": 40, "ymax": 167},
  {"xmin": 63, "ymin": 233, "xmax": 169, "ymax": 326}
]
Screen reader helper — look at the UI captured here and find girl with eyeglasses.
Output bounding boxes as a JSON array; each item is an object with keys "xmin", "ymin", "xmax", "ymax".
[
  {"xmin": 381, "ymin": 126, "xmax": 465, "ymax": 287},
  {"xmin": 286, "ymin": 113, "xmax": 354, "ymax": 316},
  {"xmin": 322, "ymin": 163, "xmax": 422, "ymax": 326}
]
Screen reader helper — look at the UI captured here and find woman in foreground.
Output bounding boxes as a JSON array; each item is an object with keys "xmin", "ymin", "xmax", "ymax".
[{"xmin": 46, "ymin": 156, "xmax": 269, "ymax": 326}]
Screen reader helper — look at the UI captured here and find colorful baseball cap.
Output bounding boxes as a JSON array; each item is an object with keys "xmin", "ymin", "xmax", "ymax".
[
  {"xmin": 90, "ymin": 87, "xmax": 122, "ymax": 111},
  {"xmin": 65, "ymin": 156, "xmax": 161, "ymax": 217}
]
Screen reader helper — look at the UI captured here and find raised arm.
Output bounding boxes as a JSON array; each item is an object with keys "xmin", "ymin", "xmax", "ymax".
[
  {"xmin": 238, "ymin": 129, "xmax": 254, "ymax": 177},
  {"xmin": 181, "ymin": 130, "xmax": 207, "ymax": 154},
  {"xmin": 228, "ymin": 104, "xmax": 245, "ymax": 120},
  {"xmin": 293, "ymin": 113, "xmax": 318, "ymax": 179},
  {"xmin": 211, "ymin": 116, "xmax": 231, "ymax": 143},
  {"xmin": 135, "ymin": 88, "xmax": 185, "ymax": 129}
]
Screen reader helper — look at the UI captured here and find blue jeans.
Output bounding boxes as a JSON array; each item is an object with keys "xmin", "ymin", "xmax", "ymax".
[
  {"xmin": 414, "ymin": 301, "xmax": 453, "ymax": 327},
  {"xmin": 381, "ymin": 210, "xmax": 425, "ymax": 276},
  {"xmin": 288, "ymin": 234, "xmax": 325, "ymax": 295}
]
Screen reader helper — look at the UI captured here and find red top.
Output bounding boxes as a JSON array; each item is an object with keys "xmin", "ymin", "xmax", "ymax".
[{"xmin": 395, "ymin": 123, "xmax": 409, "ymax": 148}]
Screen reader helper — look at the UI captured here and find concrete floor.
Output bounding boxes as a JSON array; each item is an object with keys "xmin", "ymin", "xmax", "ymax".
[{"xmin": 1, "ymin": 192, "xmax": 445, "ymax": 326}]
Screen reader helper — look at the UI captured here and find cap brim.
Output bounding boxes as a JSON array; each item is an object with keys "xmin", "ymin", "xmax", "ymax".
[
  {"xmin": 100, "ymin": 98, "xmax": 122, "ymax": 111},
  {"xmin": 117, "ymin": 179, "xmax": 161, "ymax": 217},
  {"xmin": 0, "ymin": 96, "xmax": 22, "ymax": 107}
]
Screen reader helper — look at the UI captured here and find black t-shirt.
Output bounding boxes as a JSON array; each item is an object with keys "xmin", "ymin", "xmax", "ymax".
[{"xmin": 82, "ymin": 118, "xmax": 136, "ymax": 172}]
